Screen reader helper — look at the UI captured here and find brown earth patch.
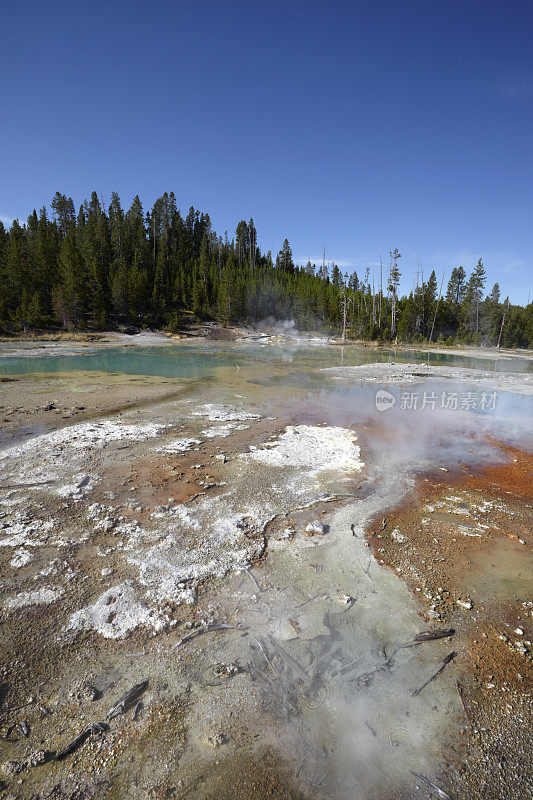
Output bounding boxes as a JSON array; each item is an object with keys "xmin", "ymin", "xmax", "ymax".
[{"xmin": 364, "ymin": 437, "xmax": 532, "ymax": 799}]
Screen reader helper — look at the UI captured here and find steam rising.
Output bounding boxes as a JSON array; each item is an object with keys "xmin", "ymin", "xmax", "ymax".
[{"xmin": 189, "ymin": 372, "xmax": 531, "ymax": 798}]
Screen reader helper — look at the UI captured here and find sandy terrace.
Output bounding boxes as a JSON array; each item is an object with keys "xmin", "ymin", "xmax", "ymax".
[
  {"xmin": 0, "ymin": 372, "xmax": 190, "ymax": 450},
  {"xmin": 322, "ymin": 362, "xmax": 533, "ymax": 395}
]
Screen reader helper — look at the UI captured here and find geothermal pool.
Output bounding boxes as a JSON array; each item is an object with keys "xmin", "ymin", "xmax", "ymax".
[{"xmin": 0, "ymin": 339, "xmax": 531, "ymax": 799}]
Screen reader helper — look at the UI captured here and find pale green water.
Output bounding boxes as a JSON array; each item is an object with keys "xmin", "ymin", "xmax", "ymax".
[
  {"xmin": 1, "ymin": 342, "xmax": 531, "ymax": 444},
  {"xmin": 0, "ymin": 341, "xmax": 531, "ymax": 377}
]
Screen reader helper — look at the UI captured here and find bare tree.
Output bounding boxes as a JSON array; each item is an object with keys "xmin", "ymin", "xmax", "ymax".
[
  {"xmin": 378, "ymin": 249, "xmax": 382, "ymax": 329},
  {"xmin": 371, "ymin": 264, "xmax": 376, "ymax": 327},
  {"xmin": 388, "ymin": 249, "xmax": 401, "ymax": 337},
  {"xmin": 248, "ymin": 219, "xmax": 256, "ymax": 276},
  {"xmin": 429, "ymin": 267, "xmax": 446, "ymax": 343},
  {"xmin": 340, "ymin": 272, "xmax": 352, "ymax": 342},
  {"xmin": 497, "ymin": 296, "xmax": 510, "ymax": 349}
]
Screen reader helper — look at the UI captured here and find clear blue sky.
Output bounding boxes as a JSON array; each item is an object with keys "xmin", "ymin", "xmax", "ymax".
[{"xmin": 1, "ymin": 0, "xmax": 532, "ymax": 303}]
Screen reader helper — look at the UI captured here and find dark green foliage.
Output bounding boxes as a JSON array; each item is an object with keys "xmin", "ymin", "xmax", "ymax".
[
  {"xmin": 276, "ymin": 239, "xmax": 294, "ymax": 273},
  {"xmin": 0, "ymin": 191, "xmax": 530, "ymax": 347},
  {"xmin": 446, "ymin": 266, "xmax": 466, "ymax": 306}
]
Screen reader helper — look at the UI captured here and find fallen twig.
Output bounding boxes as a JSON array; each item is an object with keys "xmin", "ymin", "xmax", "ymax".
[
  {"xmin": 107, "ymin": 680, "xmax": 148, "ymax": 720},
  {"xmin": 411, "ymin": 652, "xmax": 457, "ymax": 698},
  {"xmin": 456, "ymin": 680, "xmax": 469, "ymax": 720},
  {"xmin": 351, "ymin": 659, "xmax": 392, "ymax": 688},
  {"xmin": 188, "ymin": 491, "xmax": 208, "ymax": 502},
  {"xmin": 244, "ymin": 567, "xmax": 264, "ymax": 592},
  {"xmin": 171, "ymin": 624, "xmax": 248, "ymax": 652},
  {"xmin": 268, "ymin": 636, "xmax": 312, "ymax": 684},
  {"xmin": 409, "ymin": 769, "xmax": 452, "ymax": 799},
  {"xmin": 295, "ymin": 756, "xmax": 306, "ymax": 776},
  {"xmin": 55, "ymin": 722, "xmax": 109, "ymax": 760},
  {"xmin": 254, "ymin": 637, "xmax": 277, "ymax": 674},
  {"xmin": 0, "ymin": 701, "xmax": 33, "ymax": 716},
  {"xmin": 262, "ymin": 495, "xmax": 352, "ymax": 535},
  {"xmin": 414, "ymin": 628, "xmax": 455, "ymax": 643},
  {"xmin": 337, "ymin": 656, "xmax": 364, "ymax": 677},
  {"xmin": 3, "ymin": 723, "xmax": 17, "ymax": 741},
  {"xmin": 0, "ymin": 480, "xmax": 55, "ymax": 490}
]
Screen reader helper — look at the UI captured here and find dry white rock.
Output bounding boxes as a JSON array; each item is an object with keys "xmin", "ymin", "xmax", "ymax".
[
  {"xmin": 9, "ymin": 548, "xmax": 33, "ymax": 568},
  {"xmin": 157, "ymin": 437, "xmax": 201, "ymax": 453},
  {"xmin": 249, "ymin": 425, "xmax": 363, "ymax": 477},
  {"xmin": 391, "ymin": 528, "xmax": 406, "ymax": 543},
  {"xmin": 306, "ymin": 520, "xmax": 326, "ymax": 535},
  {"xmin": 339, "ymin": 594, "xmax": 354, "ymax": 604},
  {"xmin": 191, "ymin": 404, "xmax": 260, "ymax": 422},
  {"xmin": 4, "ymin": 587, "xmax": 63, "ymax": 610},
  {"xmin": 201, "ymin": 423, "xmax": 250, "ymax": 438},
  {"xmin": 65, "ymin": 583, "xmax": 166, "ymax": 639}
]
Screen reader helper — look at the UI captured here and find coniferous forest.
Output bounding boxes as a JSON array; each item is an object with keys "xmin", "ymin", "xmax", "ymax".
[{"xmin": 1, "ymin": 190, "xmax": 532, "ymax": 348}]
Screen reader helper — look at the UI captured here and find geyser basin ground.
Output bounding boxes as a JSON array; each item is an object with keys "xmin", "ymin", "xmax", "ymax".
[{"xmin": 0, "ymin": 339, "xmax": 531, "ymax": 800}]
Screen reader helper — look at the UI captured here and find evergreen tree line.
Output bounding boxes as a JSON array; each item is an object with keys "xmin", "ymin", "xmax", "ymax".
[
  {"xmin": 0, "ymin": 190, "xmax": 531, "ymax": 348},
  {"xmin": 341, "ymin": 254, "xmax": 532, "ymax": 348}
]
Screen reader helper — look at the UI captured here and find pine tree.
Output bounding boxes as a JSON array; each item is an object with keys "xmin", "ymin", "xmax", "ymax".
[
  {"xmin": 248, "ymin": 218, "xmax": 257, "ymax": 275},
  {"xmin": 348, "ymin": 270, "xmax": 359, "ymax": 290},
  {"xmin": 217, "ymin": 256, "xmax": 234, "ymax": 322},
  {"xmin": 331, "ymin": 264, "xmax": 342, "ymax": 287},
  {"xmin": 463, "ymin": 259, "xmax": 486, "ymax": 340},
  {"xmin": 0, "ymin": 189, "xmax": 529, "ymax": 346},
  {"xmin": 276, "ymin": 239, "xmax": 294, "ymax": 273},
  {"xmin": 51, "ymin": 192, "xmax": 75, "ymax": 239}
]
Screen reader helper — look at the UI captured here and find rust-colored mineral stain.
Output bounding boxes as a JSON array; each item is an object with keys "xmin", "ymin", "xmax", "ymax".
[
  {"xmin": 364, "ymin": 433, "xmax": 532, "ymax": 797},
  {"xmin": 465, "ymin": 437, "xmax": 533, "ymax": 500}
]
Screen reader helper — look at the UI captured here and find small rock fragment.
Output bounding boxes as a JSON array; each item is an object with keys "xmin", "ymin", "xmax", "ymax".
[
  {"xmin": 101, "ymin": 568, "xmax": 114, "ymax": 577},
  {"xmin": 1, "ymin": 760, "xmax": 24, "ymax": 776},
  {"xmin": 213, "ymin": 662, "xmax": 240, "ymax": 678},
  {"xmin": 391, "ymin": 528, "xmax": 405, "ymax": 542},
  {"xmin": 274, "ymin": 528, "xmax": 294, "ymax": 540},
  {"xmin": 70, "ymin": 680, "xmax": 99, "ymax": 702},
  {"xmin": 206, "ymin": 730, "xmax": 227, "ymax": 748},
  {"xmin": 26, "ymin": 750, "xmax": 49, "ymax": 768},
  {"xmin": 305, "ymin": 520, "xmax": 325, "ymax": 536}
]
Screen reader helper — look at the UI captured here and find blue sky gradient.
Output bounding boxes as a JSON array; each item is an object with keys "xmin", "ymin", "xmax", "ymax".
[{"xmin": 1, "ymin": 0, "xmax": 532, "ymax": 302}]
